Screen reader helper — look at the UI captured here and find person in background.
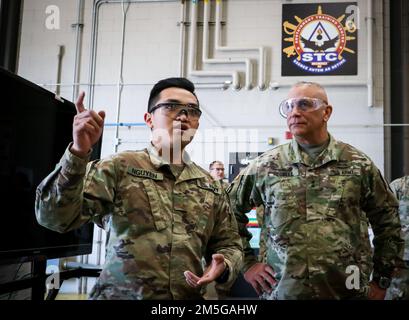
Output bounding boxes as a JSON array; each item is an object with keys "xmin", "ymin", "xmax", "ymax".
[
  {"xmin": 386, "ymin": 175, "xmax": 409, "ymax": 299},
  {"xmin": 35, "ymin": 77, "xmax": 242, "ymax": 300},
  {"xmin": 209, "ymin": 160, "xmax": 228, "ymax": 189},
  {"xmin": 209, "ymin": 160, "xmax": 225, "ymax": 181},
  {"xmin": 228, "ymin": 81, "xmax": 404, "ymax": 299}
]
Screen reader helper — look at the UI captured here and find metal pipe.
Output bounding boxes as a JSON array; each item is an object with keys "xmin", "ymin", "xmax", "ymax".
[
  {"xmin": 202, "ymin": 0, "xmax": 252, "ymax": 89},
  {"xmin": 179, "ymin": 0, "xmax": 186, "ymax": 76},
  {"xmin": 114, "ymin": 0, "xmax": 131, "ymax": 153},
  {"xmin": 72, "ymin": 0, "xmax": 86, "ymax": 293},
  {"xmin": 215, "ymin": 0, "xmax": 266, "ymax": 90},
  {"xmin": 188, "ymin": 0, "xmax": 240, "ymax": 90},
  {"xmin": 268, "ymin": 81, "xmax": 370, "ymax": 90},
  {"xmin": 96, "ymin": 228, "xmax": 103, "ymax": 270},
  {"xmin": 56, "ymin": 45, "xmax": 65, "ymax": 96},
  {"xmin": 383, "ymin": 0, "xmax": 391, "ymax": 181},
  {"xmin": 72, "ymin": 0, "xmax": 85, "ymax": 101},
  {"xmin": 88, "ymin": 0, "xmax": 179, "ymax": 110},
  {"xmin": 367, "ymin": 0, "xmax": 374, "ymax": 108}
]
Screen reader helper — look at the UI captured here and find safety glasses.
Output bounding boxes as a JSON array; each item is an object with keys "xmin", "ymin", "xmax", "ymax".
[
  {"xmin": 150, "ymin": 102, "xmax": 202, "ymax": 120},
  {"xmin": 279, "ymin": 97, "xmax": 327, "ymax": 118}
]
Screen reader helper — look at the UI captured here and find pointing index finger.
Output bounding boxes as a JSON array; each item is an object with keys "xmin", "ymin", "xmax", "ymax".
[{"xmin": 75, "ymin": 91, "xmax": 86, "ymax": 114}]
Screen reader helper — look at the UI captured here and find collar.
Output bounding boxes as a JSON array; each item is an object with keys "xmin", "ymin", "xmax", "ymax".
[
  {"xmin": 147, "ymin": 142, "xmax": 192, "ymax": 168},
  {"xmin": 288, "ymin": 133, "xmax": 342, "ymax": 167},
  {"xmin": 147, "ymin": 143, "xmax": 206, "ymax": 182}
]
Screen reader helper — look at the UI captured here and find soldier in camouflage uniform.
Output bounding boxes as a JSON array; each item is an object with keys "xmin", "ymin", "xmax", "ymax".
[
  {"xmin": 386, "ymin": 176, "xmax": 409, "ymax": 299},
  {"xmin": 209, "ymin": 161, "xmax": 229, "ymax": 190},
  {"xmin": 228, "ymin": 82, "xmax": 403, "ymax": 299},
  {"xmin": 206, "ymin": 160, "xmax": 231, "ymax": 299},
  {"xmin": 35, "ymin": 78, "xmax": 243, "ymax": 300}
]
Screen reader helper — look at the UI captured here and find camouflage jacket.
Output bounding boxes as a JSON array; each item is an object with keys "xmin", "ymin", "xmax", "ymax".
[
  {"xmin": 35, "ymin": 144, "xmax": 243, "ymax": 300},
  {"xmin": 219, "ymin": 179, "xmax": 230, "ymax": 191},
  {"xmin": 228, "ymin": 134, "xmax": 403, "ymax": 299},
  {"xmin": 390, "ymin": 176, "xmax": 409, "ymax": 261}
]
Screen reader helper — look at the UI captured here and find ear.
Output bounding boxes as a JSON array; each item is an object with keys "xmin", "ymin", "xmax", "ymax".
[
  {"xmin": 323, "ymin": 105, "xmax": 332, "ymax": 122},
  {"xmin": 144, "ymin": 112, "xmax": 153, "ymax": 129}
]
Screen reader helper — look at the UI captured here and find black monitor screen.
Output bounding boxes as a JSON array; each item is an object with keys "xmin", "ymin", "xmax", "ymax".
[{"xmin": 0, "ymin": 67, "xmax": 98, "ymax": 261}]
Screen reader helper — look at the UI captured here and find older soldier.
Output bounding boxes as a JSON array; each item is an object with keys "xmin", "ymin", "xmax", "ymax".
[
  {"xmin": 386, "ymin": 176, "xmax": 409, "ymax": 299},
  {"xmin": 35, "ymin": 77, "xmax": 242, "ymax": 300},
  {"xmin": 209, "ymin": 160, "xmax": 229, "ymax": 190},
  {"xmin": 209, "ymin": 161, "xmax": 225, "ymax": 181},
  {"xmin": 228, "ymin": 81, "xmax": 403, "ymax": 299}
]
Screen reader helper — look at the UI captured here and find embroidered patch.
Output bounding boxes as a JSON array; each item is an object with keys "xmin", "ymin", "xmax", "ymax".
[
  {"xmin": 127, "ymin": 167, "xmax": 163, "ymax": 180},
  {"xmin": 197, "ymin": 180, "xmax": 220, "ymax": 194}
]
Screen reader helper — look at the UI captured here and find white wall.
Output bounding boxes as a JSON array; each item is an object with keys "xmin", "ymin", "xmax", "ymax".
[
  {"xmin": 18, "ymin": 0, "xmax": 385, "ymax": 170},
  {"xmin": 17, "ymin": 0, "xmax": 386, "ymax": 293}
]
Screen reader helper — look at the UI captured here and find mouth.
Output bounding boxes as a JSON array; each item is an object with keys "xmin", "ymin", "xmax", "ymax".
[
  {"xmin": 174, "ymin": 123, "xmax": 189, "ymax": 131},
  {"xmin": 289, "ymin": 122, "xmax": 306, "ymax": 127},
  {"xmin": 180, "ymin": 123, "xmax": 189, "ymax": 131}
]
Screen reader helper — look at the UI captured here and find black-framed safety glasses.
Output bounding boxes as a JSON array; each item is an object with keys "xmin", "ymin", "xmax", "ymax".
[{"xmin": 150, "ymin": 102, "xmax": 202, "ymax": 119}]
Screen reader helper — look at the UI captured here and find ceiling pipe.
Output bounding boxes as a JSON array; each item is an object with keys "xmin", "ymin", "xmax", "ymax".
[
  {"xmin": 202, "ymin": 0, "xmax": 252, "ymax": 90},
  {"xmin": 178, "ymin": 0, "xmax": 186, "ymax": 77},
  {"xmin": 366, "ymin": 0, "xmax": 374, "ymax": 108},
  {"xmin": 113, "ymin": 0, "xmax": 131, "ymax": 153},
  {"xmin": 72, "ymin": 0, "xmax": 85, "ymax": 102},
  {"xmin": 215, "ymin": 0, "xmax": 266, "ymax": 90},
  {"xmin": 88, "ymin": 0, "xmax": 180, "ymax": 110},
  {"xmin": 188, "ymin": 0, "xmax": 240, "ymax": 90}
]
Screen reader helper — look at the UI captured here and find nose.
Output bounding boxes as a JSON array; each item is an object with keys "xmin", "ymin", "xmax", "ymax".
[{"xmin": 176, "ymin": 109, "xmax": 189, "ymax": 120}]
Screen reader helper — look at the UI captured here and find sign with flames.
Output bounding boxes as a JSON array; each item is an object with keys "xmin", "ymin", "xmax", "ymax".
[{"xmin": 282, "ymin": 2, "xmax": 358, "ymax": 76}]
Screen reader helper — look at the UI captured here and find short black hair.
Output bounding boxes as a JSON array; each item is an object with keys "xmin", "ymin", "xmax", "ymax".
[{"xmin": 147, "ymin": 77, "xmax": 199, "ymax": 112}]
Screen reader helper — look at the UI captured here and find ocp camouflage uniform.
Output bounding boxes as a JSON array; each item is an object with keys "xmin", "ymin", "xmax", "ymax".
[
  {"xmin": 35, "ymin": 144, "xmax": 243, "ymax": 300},
  {"xmin": 219, "ymin": 179, "xmax": 229, "ymax": 191},
  {"xmin": 386, "ymin": 176, "xmax": 409, "ymax": 300},
  {"xmin": 203, "ymin": 178, "xmax": 233, "ymax": 299},
  {"xmin": 228, "ymin": 134, "xmax": 404, "ymax": 299}
]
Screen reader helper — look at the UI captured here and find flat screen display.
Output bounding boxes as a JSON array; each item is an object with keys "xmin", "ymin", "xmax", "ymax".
[{"xmin": 0, "ymin": 67, "xmax": 98, "ymax": 261}]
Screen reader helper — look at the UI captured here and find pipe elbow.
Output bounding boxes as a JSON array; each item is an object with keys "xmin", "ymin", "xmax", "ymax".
[{"xmin": 258, "ymin": 84, "xmax": 266, "ymax": 91}]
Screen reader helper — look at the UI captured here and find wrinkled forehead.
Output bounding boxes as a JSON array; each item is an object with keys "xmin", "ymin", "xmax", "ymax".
[{"xmin": 287, "ymin": 84, "xmax": 328, "ymax": 103}]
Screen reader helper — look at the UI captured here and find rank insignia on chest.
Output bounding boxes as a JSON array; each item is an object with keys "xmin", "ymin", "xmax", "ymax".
[{"xmin": 127, "ymin": 167, "xmax": 164, "ymax": 180}]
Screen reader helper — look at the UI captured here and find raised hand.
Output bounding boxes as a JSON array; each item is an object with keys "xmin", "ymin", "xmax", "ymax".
[
  {"xmin": 184, "ymin": 254, "xmax": 227, "ymax": 288},
  {"xmin": 70, "ymin": 91, "xmax": 105, "ymax": 158}
]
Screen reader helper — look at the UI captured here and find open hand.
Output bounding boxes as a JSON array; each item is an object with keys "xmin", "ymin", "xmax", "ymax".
[{"xmin": 184, "ymin": 254, "xmax": 227, "ymax": 288}]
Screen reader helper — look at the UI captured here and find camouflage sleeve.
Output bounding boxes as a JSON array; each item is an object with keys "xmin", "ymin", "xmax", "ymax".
[
  {"xmin": 362, "ymin": 163, "xmax": 404, "ymax": 277},
  {"xmin": 227, "ymin": 162, "xmax": 264, "ymax": 272},
  {"xmin": 256, "ymin": 205, "xmax": 267, "ymax": 262},
  {"xmin": 206, "ymin": 190, "xmax": 243, "ymax": 286},
  {"xmin": 389, "ymin": 178, "xmax": 402, "ymax": 200},
  {"xmin": 35, "ymin": 144, "xmax": 117, "ymax": 233}
]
